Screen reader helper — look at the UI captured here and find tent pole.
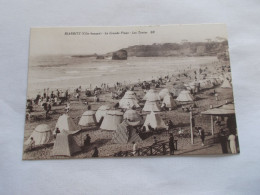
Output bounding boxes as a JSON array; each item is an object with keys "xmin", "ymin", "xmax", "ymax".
[
  {"xmin": 211, "ymin": 116, "xmax": 214, "ymax": 136},
  {"xmin": 210, "ymin": 105, "xmax": 214, "ymax": 136},
  {"xmin": 190, "ymin": 111, "xmax": 194, "ymax": 144}
]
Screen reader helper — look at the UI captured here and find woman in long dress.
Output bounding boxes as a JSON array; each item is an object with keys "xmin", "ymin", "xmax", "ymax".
[{"xmin": 228, "ymin": 134, "xmax": 237, "ymax": 154}]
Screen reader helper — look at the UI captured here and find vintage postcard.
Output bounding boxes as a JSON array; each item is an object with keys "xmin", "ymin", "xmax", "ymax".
[{"xmin": 23, "ymin": 24, "xmax": 239, "ymax": 160}]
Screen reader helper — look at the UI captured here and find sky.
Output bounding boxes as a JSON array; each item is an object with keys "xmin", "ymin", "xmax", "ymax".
[{"xmin": 29, "ymin": 24, "xmax": 228, "ymax": 56}]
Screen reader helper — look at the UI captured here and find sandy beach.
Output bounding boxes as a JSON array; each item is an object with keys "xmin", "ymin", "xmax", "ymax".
[{"xmin": 23, "ymin": 55, "xmax": 235, "ymax": 160}]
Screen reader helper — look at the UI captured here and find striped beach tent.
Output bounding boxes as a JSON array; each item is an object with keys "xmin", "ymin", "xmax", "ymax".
[
  {"xmin": 112, "ymin": 121, "xmax": 142, "ymax": 144},
  {"xmin": 52, "ymin": 131, "xmax": 81, "ymax": 156}
]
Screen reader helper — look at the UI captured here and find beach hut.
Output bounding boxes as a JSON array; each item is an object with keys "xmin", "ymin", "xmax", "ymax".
[
  {"xmin": 111, "ymin": 121, "xmax": 142, "ymax": 144},
  {"xmin": 201, "ymin": 103, "xmax": 236, "ymax": 135},
  {"xmin": 78, "ymin": 110, "xmax": 97, "ymax": 127},
  {"xmin": 159, "ymin": 88, "xmax": 170, "ymax": 100},
  {"xmin": 162, "ymin": 94, "xmax": 177, "ymax": 110},
  {"xmin": 221, "ymin": 79, "xmax": 232, "ymax": 88},
  {"xmin": 143, "ymin": 89, "xmax": 160, "ymax": 101},
  {"xmin": 100, "ymin": 110, "xmax": 123, "ymax": 131},
  {"xmin": 176, "ymin": 90, "xmax": 194, "ymax": 102},
  {"xmin": 95, "ymin": 105, "xmax": 110, "ymax": 123},
  {"xmin": 25, "ymin": 124, "xmax": 52, "ymax": 146},
  {"xmin": 142, "ymin": 111, "xmax": 167, "ymax": 132},
  {"xmin": 52, "ymin": 131, "xmax": 81, "ymax": 157},
  {"xmin": 54, "ymin": 114, "xmax": 78, "ymax": 134},
  {"xmin": 123, "ymin": 109, "xmax": 143, "ymax": 122}
]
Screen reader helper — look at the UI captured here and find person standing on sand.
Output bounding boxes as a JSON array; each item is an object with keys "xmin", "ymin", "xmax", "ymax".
[
  {"xmin": 29, "ymin": 137, "xmax": 35, "ymax": 151},
  {"xmin": 84, "ymin": 134, "xmax": 91, "ymax": 146},
  {"xmin": 198, "ymin": 127, "xmax": 205, "ymax": 146},
  {"xmin": 219, "ymin": 129, "xmax": 228, "ymax": 154},
  {"xmin": 215, "ymin": 93, "xmax": 219, "ymax": 101},
  {"xmin": 92, "ymin": 147, "xmax": 99, "ymax": 157},
  {"xmin": 169, "ymin": 133, "xmax": 175, "ymax": 155},
  {"xmin": 228, "ymin": 133, "xmax": 237, "ymax": 154},
  {"xmin": 153, "ymin": 136, "xmax": 158, "ymax": 144}
]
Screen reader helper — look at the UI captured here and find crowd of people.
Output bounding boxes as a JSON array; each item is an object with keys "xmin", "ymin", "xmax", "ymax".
[{"xmin": 25, "ymin": 60, "xmax": 238, "ymax": 157}]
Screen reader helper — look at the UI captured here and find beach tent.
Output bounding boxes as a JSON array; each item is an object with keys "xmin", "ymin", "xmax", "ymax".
[
  {"xmin": 52, "ymin": 131, "xmax": 81, "ymax": 156},
  {"xmin": 143, "ymin": 90, "xmax": 161, "ymax": 112},
  {"xmin": 25, "ymin": 124, "xmax": 52, "ymax": 146},
  {"xmin": 54, "ymin": 114, "xmax": 78, "ymax": 134},
  {"xmin": 199, "ymin": 79, "xmax": 213, "ymax": 89},
  {"xmin": 171, "ymin": 88, "xmax": 185, "ymax": 97},
  {"xmin": 159, "ymin": 88, "xmax": 170, "ymax": 100},
  {"xmin": 95, "ymin": 105, "xmax": 110, "ymax": 123},
  {"xmin": 112, "ymin": 121, "xmax": 142, "ymax": 144},
  {"xmin": 162, "ymin": 94, "xmax": 177, "ymax": 110},
  {"xmin": 221, "ymin": 79, "xmax": 232, "ymax": 88},
  {"xmin": 143, "ymin": 89, "xmax": 160, "ymax": 101},
  {"xmin": 123, "ymin": 109, "xmax": 143, "ymax": 122},
  {"xmin": 123, "ymin": 90, "xmax": 138, "ymax": 100},
  {"xmin": 78, "ymin": 110, "xmax": 97, "ymax": 126},
  {"xmin": 100, "ymin": 110, "xmax": 123, "ymax": 131},
  {"xmin": 176, "ymin": 90, "xmax": 194, "ymax": 102},
  {"xmin": 143, "ymin": 95, "xmax": 161, "ymax": 112},
  {"xmin": 119, "ymin": 95, "xmax": 140, "ymax": 109},
  {"xmin": 209, "ymin": 78, "xmax": 218, "ymax": 86},
  {"xmin": 142, "ymin": 111, "xmax": 167, "ymax": 132}
]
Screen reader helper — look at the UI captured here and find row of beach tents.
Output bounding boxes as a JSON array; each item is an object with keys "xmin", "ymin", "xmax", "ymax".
[{"xmin": 25, "ymin": 74, "xmax": 232, "ymax": 156}]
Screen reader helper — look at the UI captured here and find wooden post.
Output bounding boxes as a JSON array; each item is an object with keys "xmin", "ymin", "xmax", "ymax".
[
  {"xmin": 210, "ymin": 105, "xmax": 214, "ymax": 136},
  {"xmin": 190, "ymin": 111, "xmax": 194, "ymax": 144}
]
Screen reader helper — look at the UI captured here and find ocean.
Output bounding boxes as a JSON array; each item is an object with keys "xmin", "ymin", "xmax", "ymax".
[{"xmin": 27, "ymin": 55, "xmax": 217, "ymax": 97}]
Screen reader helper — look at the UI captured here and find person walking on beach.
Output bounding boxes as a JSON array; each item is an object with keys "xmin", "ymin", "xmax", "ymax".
[
  {"xmin": 219, "ymin": 129, "xmax": 228, "ymax": 154},
  {"xmin": 215, "ymin": 93, "xmax": 219, "ymax": 101},
  {"xmin": 198, "ymin": 127, "xmax": 205, "ymax": 146},
  {"xmin": 153, "ymin": 136, "xmax": 158, "ymax": 145},
  {"xmin": 168, "ymin": 120, "xmax": 174, "ymax": 131},
  {"xmin": 169, "ymin": 133, "xmax": 175, "ymax": 155},
  {"xmin": 92, "ymin": 147, "xmax": 99, "ymax": 157},
  {"xmin": 228, "ymin": 133, "xmax": 237, "ymax": 154},
  {"xmin": 84, "ymin": 134, "xmax": 91, "ymax": 146},
  {"xmin": 54, "ymin": 128, "xmax": 60, "ymax": 139},
  {"xmin": 29, "ymin": 137, "xmax": 35, "ymax": 151}
]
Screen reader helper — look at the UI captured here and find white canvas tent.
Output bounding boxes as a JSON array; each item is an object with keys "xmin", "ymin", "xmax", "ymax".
[
  {"xmin": 159, "ymin": 88, "xmax": 170, "ymax": 100},
  {"xmin": 143, "ymin": 89, "xmax": 160, "ymax": 101},
  {"xmin": 112, "ymin": 121, "xmax": 142, "ymax": 144},
  {"xmin": 123, "ymin": 109, "xmax": 143, "ymax": 122},
  {"xmin": 162, "ymin": 94, "xmax": 177, "ymax": 110},
  {"xmin": 52, "ymin": 131, "xmax": 81, "ymax": 156},
  {"xmin": 78, "ymin": 110, "xmax": 97, "ymax": 126},
  {"xmin": 221, "ymin": 79, "xmax": 232, "ymax": 88},
  {"xmin": 54, "ymin": 114, "xmax": 78, "ymax": 134},
  {"xmin": 143, "ymin": 111, "xmax": 167, "ymax": 132},
  {"xmin": 25, "ymin": 124, "xmax": 52, "ymax": 146},
  {"xmin": 100, "ymin": 110, "xmax": 123, "ymax": 131},
  {"xmin": 95, "ymin": 105, "xmax": 110, "ymax": 123},
  {"xmin": 143, "ymin": 100, "xmax": 161, "ymax": 112},
  {"xmin": 176, "ymin": 90, "xmax": 194, "ymax": 102},
  {"xmin": 123, "ymin": 90, "xmax": 138, "ymax": 100},
  {"xmin": 143, "ymin": 90, "xmax": 161, "ymax": 112},
  {"xmin": 119, "ymin": 97, "xmax": 140, "ymax": 109}
]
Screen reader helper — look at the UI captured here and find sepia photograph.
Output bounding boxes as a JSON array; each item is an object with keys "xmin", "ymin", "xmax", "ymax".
[{"xmin": 23, "ymin": 24, "xmax": 239, "ymax": 160}]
